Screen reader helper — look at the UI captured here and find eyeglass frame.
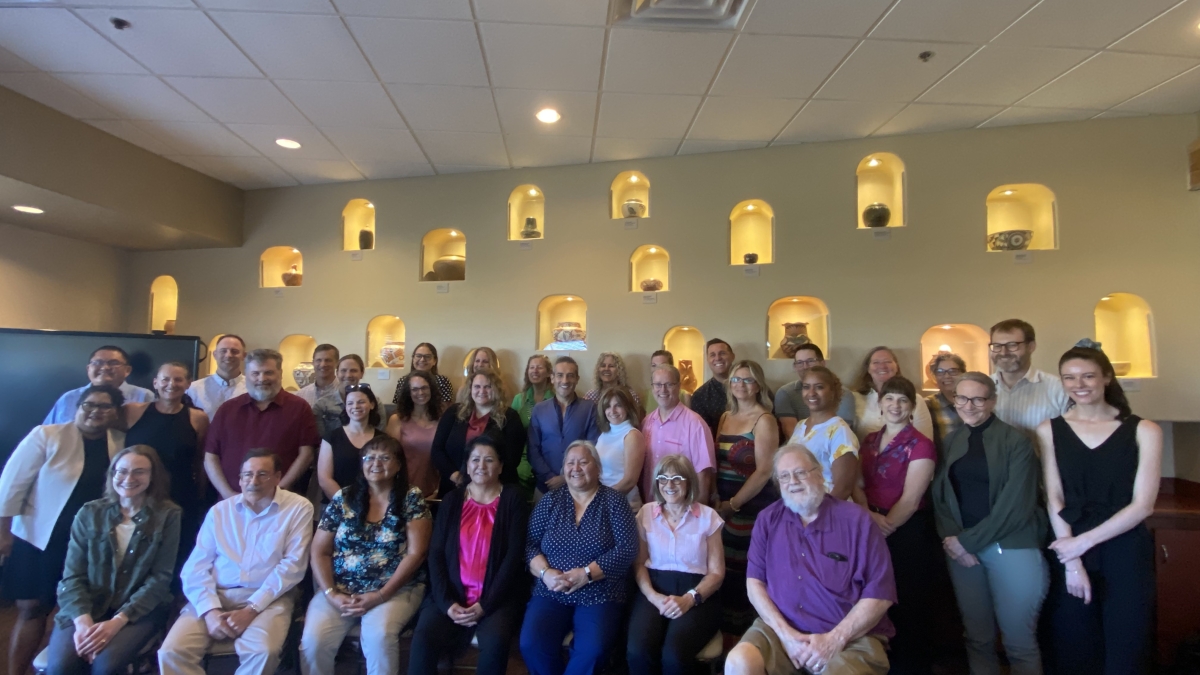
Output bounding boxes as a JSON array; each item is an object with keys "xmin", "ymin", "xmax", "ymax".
[
  {"xmin": 775, "ymin": 467, "xmax": 820, "ymax": 484},
  {"xmin": 655, "ymin": 474, "xmax": 686, "ymax": 484},
  {"xmin": 954, "ymin": 394, "xmax": 994, "ymax": 407},
  {"xmin": 988, "ymin": 340, "xmax": 1029, "ymax": 353}
]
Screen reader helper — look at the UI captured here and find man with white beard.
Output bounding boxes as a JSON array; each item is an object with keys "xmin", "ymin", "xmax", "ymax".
[
  {"xmin": 203, "ymin": 349, "xmax": 320, "ymax": 499},
  {"xmin": 726, "ymin": 445, "xmax": 896, "ymax": 675}
]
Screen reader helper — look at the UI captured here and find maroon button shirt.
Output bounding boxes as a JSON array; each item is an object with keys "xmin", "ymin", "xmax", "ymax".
[
  {"xmin": 747, "ymin": 495, "xmax": 897, "ymax": 638},
  {"xmin": 205, "ymin": 390, "xmax": 321, "ymax": 490}
]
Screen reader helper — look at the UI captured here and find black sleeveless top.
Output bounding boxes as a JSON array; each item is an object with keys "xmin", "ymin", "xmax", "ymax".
[
  {"xmin": 327, "ymin": 426, "xmax": 387, "ymax": 496},
  {"xmin": 1051, "ymin": 414, "xmax": 1142, "ymax": 537},
  {"xmin": 126, "ymin": 404, "xmax": 199, "ymax": 509}
]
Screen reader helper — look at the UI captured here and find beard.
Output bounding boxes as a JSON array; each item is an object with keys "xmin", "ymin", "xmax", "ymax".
[
  {"xmin": 248, "ymin": 382, "xmax": 281, "ymax": 402},
  {"xmin": 991, "ymin": 354, "xmax": 1025, "ymax": 373},
  {"xmin": 782, "ymin": 486, "xmax": 825, "ymax": 518}
]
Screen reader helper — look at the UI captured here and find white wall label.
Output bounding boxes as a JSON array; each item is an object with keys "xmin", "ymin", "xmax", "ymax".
[
  {"xmin": 1013, "ymin": 251, "xmax": 1032, "ymax": 264},
  {"xmin": 376, "ymin": 369, "xmax": 391, "ymax": 380},
  {"xmin": 519, "ymin": 242, "xmax": 533, "ymax": 250},
  {"xmin": 743, "ymin": 264, "xmax": 760, "ymax": 277},
  {"xmin": 642, "ymin": 292, "xmax": 657, "ymax": 304},
  {"xmin": 436, "ymin": 283, "xmax": 450, "ymax": 293},
  {"xmin": 349, "ymin": 251, "xmax": 363, "ymax": 261},
  {"xmin": 624, "ymin": 218, "xmax": 638, "ymax": 229},
  {"xmin": 272, "ymin": 288, "xmax": 284, "ymax": 298},
  {"xmin": 1120, "ymin": 378, "xmax": 1141, "ymax": 392},
  {"xmin": 872, "ymin": 229, "xmax": 891, "ymax": 241}
]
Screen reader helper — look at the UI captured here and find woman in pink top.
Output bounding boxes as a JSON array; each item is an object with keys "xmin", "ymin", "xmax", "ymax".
[
  {"xmin": 628, "ymin": 454, "xmax": 725, "ymax": 675},
  {"xmin": 387, "ymin": 371, "xmax": 442, "ymax": 500}
]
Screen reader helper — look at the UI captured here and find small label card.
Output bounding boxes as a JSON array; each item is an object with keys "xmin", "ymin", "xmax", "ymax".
[
  {"xmin": 624, "ymin": 218, "xmax": 638, "ymax": 229},
  {"xmin": 1120, "ymin": 379, "xmax": 1141, "ymax": 392},
  {"xmin": 743, "ymin": 264, "xmax": 760, "ymax": 278},
  {"xmin": 642, "ymin": 292, "xmax": 657, "ymax": 304},
  {"xmin": 872, "ymin": 229, "xmax": 891, "ymax": 241},
  {"xmin": 519, "ymin": 242, "xmax": 533, "ymax": 250},
  {"xmin": 1013, "ymin": 251, "xmax": 1032, "ymax": 264},
  {"xmin": 436, "ymin": 283, "xmax": 450, "ymax": 294},
  {"xmin": 272, "ymin": 288, "xmax": 284, "ymax": 298},
  {"xmin": 375, "ymin": 369, "xmax": 391, "ymax": 380},
  {"xmin": 349, "ymin": 251, "xmax": 363, "ymax": 261}
]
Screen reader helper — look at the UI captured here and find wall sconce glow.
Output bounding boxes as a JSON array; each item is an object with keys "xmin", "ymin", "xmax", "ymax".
[
  {"xmin": 867, "ymin": 158, "xmax": 880, "ymax": 167},
  {"xmin": 12, "ymin": 205, "xmax": 44, "ymax": 214},
  {"xmin": 535, "ymin": 108, "xmax": 561, "ymax": 123},
  {"xmin": 275, "ymin": 138, "xmax": 302, "ymax": 149}
]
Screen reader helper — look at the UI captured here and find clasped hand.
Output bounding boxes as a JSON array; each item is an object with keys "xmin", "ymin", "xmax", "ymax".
[
  {"xmin": 203, "ymin": 606, "xmax": 259, "ymax": 640},
  {"xmin": 782, "ymin": 627, "xmax": 845, "ymax": 674},
  {"xmin": 447, "ymin": 602, "xmax": 484, "ymax": 626},
  {"xmin": 327, "ymin": 590, "xmax": 386, "ymax": 618},
  {"xmin": 651, "ymin": 592, "xmax": 694, "ymax": 620},
  {"xmin": 542, "ymin": 568, "xmax": 589, "ymax": 594},
  {"xmin": 942, "ymin": 536, "xmax": 979, "ymax": 568},
  {"xmin": 73, "ymin": 615, "xmax": 127, "ymax": 662}
]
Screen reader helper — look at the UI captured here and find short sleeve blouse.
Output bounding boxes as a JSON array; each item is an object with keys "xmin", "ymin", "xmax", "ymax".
[
  {"xmin": 860, "ymin": 424, "xmax": 936, "ymax": 511},
  {"xmin": 637, "ymin": 502, "xmax": 723, "ymax": 575},
  {"xmin": 319, "ymin": 486, "xmax": 432, "ymax": 594},
  {"xmin": 788, "ymin": 416, "xmax": 859, "ymax": 491}
]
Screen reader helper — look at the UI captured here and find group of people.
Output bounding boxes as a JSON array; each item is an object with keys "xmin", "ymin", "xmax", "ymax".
[{"xmin": 0, "ymin": 317, "xmax": 1161, "ymax": 675}]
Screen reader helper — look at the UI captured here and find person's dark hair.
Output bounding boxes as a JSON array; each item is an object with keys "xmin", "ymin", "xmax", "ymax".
[
  {"xmin": 852, "ymin": 346, "xmax": 901, "ymax": 395},
  {"xmin": 650, "ymin": 349, "xmax": 674, "ymax": 365},
  {"xmin": 879, "ymin": 375, "xmax": 917, "ymax": 404},
  {"xmin": 411, "ymin": 343, "xmax": 440, "ymax": 378},
  {"xmin": 338, "ymin": 354, "xmax": 365, "ymax": 372},
  {"xmin": 313, "ymin": 343, "xmax": 340, "ymax": 360},
  {"xmin": 705, "ymin": 338, "xmax": 732, "ymax": 352},
  {"xmin": 932, "ymin": 353, "xmax": 967, "ymax": 373},
  {"xmin": 90, "ymin": 345, "xmax": 131, "ymax": 363},
  {"xmin": 596, "ymin": 386, "xmax": 643, "ymax": 432},
  {"xmin": 160, "ymin": 361, "xmax": 192, "ymax": 378},
  {"xmin": 345, "ymin": 436, "xmax": 410, "ymax": 530},
  {"xmin": 459, "ymin": 435, "xmax": 503, "ymax": 482},
  {"xmin": 241, "ymin": 448, "xmax": 280, "ymax": 473},
  {"xmin": 794, "ymin": 343, "xmax": 825, "ymax": 362},
  {"xmin": 990, "ymin": 319, "xmax": 1036, "ymax": 343},
  {"xmin": 554, "ymin": 356, "xmax": 578, "ymax": 371},
  {"xmin": 80, "ymin": 384, "xmax": 125, "ymax": 409},
  {"xmin": 216, "ymin": 334, "xmax": 247, "ymax": 350},
  {"xmin": 1058, "ymin": 347, "xmax": 1132, "ymax": 420},
  {"xmin": 801, "ymin": 366, "xmax": 842, "ymax": 407},
  {"xmin": 396, "ymin": 370, "xmax": 442, "ymax": 422},
  {"xmin": 340, "ymin": 384, "xmax": 382, "ymax": 427},
  {"xmin": 104, "ymin": 445, "xmax": 174, "ymax": 507}
]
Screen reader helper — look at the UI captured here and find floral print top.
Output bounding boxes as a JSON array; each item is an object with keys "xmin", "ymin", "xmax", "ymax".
[
  {"xmin": 319, "ymin": 485, "xmax": 431, "ymax": 594},
  {"xmin": 860, "ymin": 423, "xmax": 937, "ymax": 512}
]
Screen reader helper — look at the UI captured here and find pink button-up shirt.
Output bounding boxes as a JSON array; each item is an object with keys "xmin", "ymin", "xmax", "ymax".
[
  {"xmin": 640, "ymin": 403, "xmax": 716, "ymax": 499},
  {"xmin": 637, "ymin": 502, "xmax": 723, "ymax": 575}
]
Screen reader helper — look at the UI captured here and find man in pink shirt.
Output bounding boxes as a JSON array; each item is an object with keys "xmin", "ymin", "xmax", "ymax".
[{"xmin": 642, "ymin": 364, "xmax": 716, "ymax": 505}]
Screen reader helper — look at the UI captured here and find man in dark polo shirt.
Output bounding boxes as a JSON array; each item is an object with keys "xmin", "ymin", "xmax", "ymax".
[
  {"xmin": 203, "ymin": 348, "xmax": 320, "ymax": 498},
  {"xmin": 726, "ymin": 444, "xmax": 896, "ymax": 675}
]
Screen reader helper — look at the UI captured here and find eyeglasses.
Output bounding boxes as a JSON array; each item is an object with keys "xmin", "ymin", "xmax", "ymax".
[
  {"xmin": 933, "ymin": 368, "xmax": 964, "ymax": 377},
  {"xmin": 412, "ymin": 353, "xmax": 434, "ymax": 362},
  {"xmin": 362, "ymin": 454, "xmax": 396, "ymax": 465},
  {"xmin": 81, "ymin": 402, "xmax": 116, "ymax": 412},
  {"xmin": 729, "ymin": 376, "xmax": 757, "ymax": 385},
  {"xmin": 954, "ymin": 395, "xmax": 992, "ymax": 407},
  {"xmin": 114, "ymin": 468, "xmax": 150, "ymax": 479},
  {"xmin": 346, "ymin": 383, "xmax": 372, "ymax": 391},
  {"xmin": 656, "ymin": 475, "xmax": 686, "ymax": 484},
  {"xmin": 408, "ymin": 385, "xmax": 431, "ymax": 394},
  {"xmin": 652, "ymin": 382, "xmax": 679, "ymax": 389},
  {"xmin": 988, "ymin": 341, "xmax": 1028, "ymax": 353},
  {"xmin": 88, "ymin": 359, "xmax": 126, "ymax": 369},
  {"xmin": 239, "ymin": 471, "xmax": 275, "ymax": 481},
  {"xmin": 793, "ymin": 359, "xmax": 821, "ymax": 368},
  {"xmin": 776, "ymin": 467, "xmax": 819, "ymax": 484}
]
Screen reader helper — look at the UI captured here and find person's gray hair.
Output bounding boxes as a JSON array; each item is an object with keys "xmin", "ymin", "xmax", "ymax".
[
  {"xmin": 933, "ymin": 353, "xmax": 967, "ymax": 373},
  {"xmin": 245, "ymin": 348, "xmax": 283, "ymax": 371},
  {"xmin": 651, "ymin": 363, "xmax": 680, "ymax": 384},
  {"xmin": 956, "ymin": 371, "xmax": 996, "ymax": 399},
  {"xmin": 562, "ymin": 440, "xmax": 602, "ymax": 475},
  {"xmin": 772, "ymin": 444, "xmax": 821, "ymax": 480}
]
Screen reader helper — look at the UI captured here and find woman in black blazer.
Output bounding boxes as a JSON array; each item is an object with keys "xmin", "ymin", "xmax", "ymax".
[
  {"xmin": 431, "ymin": 369, "xmax": 525, "ymax": 495},
  {"xmin": 409, "ymin": 437, "xmax": 530, "ymax": 675}
]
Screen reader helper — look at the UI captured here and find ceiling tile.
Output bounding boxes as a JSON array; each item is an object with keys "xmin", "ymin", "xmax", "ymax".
[
  {"xmin": 416, "ymin": 130, "xmax": 509, "ymax": 167},
  {"xmin": 134, "ymin": 120, "xmax": 259, "ymax": 155},
  {"xmin": 0, "ymin": 8, "xmax": 146, "ymax": 74},
  {"xmin": 919, "ymin": 46, "xmax": 1092, "ymax": 105},
  {"xmin": 473, "ymin": 0, "xmax": 608, "ymax": 26},
  {"xmin": 711, "ymin": 34, "xmax": 855, "ymax": 98},
  {"xmin": 1019, "ymin": 51, "xmax": 1199, "ymax": 109},
  {"xmin": 57, "ymin": 74, "xmax": 211, "ymax": 121},
  {"xmin": 977, "ymin": 106, "xmax": 1102, "ymax": 127},
  {"xmin": 596, "ymin": 92, "xmax": 699, "ymax": 139},
  {"xmin": 678, "ymin": 139, "xmax": 767, "ymax": 155},
  {"xmin": 225, "ymin": 123, "xmax": 345, "ymax": 159},
  {"xmin": 1114, "ymin": 65, "xmax": 1200, "ymax": 114},
  {"xmin": 169, "ymin": 155, "xmax": 301, "ymax": 190},
  {"xmin": 320, "ymin": 126, "xmax": 426, "ymax": 161},
  {"xmin": 493, "ymin": 88, "xmax": 597, "ymax": 136},
  {"xmin": 0, "ymin": 72, "xmax": 116, "ymax": 118},
  {"xmin": 481, "ymin": 23, "xmax": 604, "ymax": 90},
  {"xmin": 775, "ymin": 99, "xmax": 907, "ymax": 142},
  {"xmin": 270, "ymin": 158, "xmax": 364, "ymax": 184},
  {"xmin": 165, "ymin": 77, "xmax": 307, "ymax": 124},
  {"xmin": 688, "ymin": 96, "xmax": 802, "ymax": 141},
  {"xmin": 1111, "ymin": 0, "xmax": 1200, "ymax": 57},
  {"xmin": 871, "ymin": 0, "xmax": 1034, "ymax": 43},
  {"xmin": 505, "ymin": 134, "xmax": 592, "ymax": 168},
  {"xmin": 816, "ymin": 40, "xmax": 977, "ymax": 102},
  {"xmin": 743, "ymin": 0, "xmax": 893, "ymax": 37},
  {"xmin": 592, "ymin": 137, "xmax": 679, "ymax": 163},
  {"xmin": 194, "ymin": 0, "xmax": 335, "ymax": 12},
  {"xmin": 604, "ymin": 28, "xmax": 731, "ymax": 96},
  {"xmin": 347, "ymin": 17, "xmax": 487, "ymax": 86},
  {"xmin": 89, "ymin": 120, "xmax": 181, "ymax": 154},
  {"xmin": 352, "ymin": 160, "xmax": 435, "ymax": 179},
  {"xmin": 435, "ymin": 164, "xmax": 503, "ymax": 174},
  {"xmin": 275, "ymin": 80, "xmax": 405, "ymax": 128},
  {"xmin": 68, "ymin": 0, "xmax": 196, "ymax": 6},
  {"xmin": 994, "ymin": 0, "xmax": 1181, "ymax": 49},
  {"xmin": 209, "ymin": 11, "xmax": 374, "ymax": 81},
  {"xmin": 76, "ymin": 9, "xmax": 260, "ymax": 78},
  {"xmin": 386, "ymin": 84, "xmax": 499, "ymax": 132},
  {"xmin": 333, "ymin": 0, "xmax": 471, "ymax": 19},
  {"xmin": 0, "ymin": 45, "xmax": 35, "ymax": 72},
  {"xmin": 1093, "ymin": 109, "xmax": 1150, "ymax": 118},
  {"xmin": 874, "ymin": 103, "xmax": 1005, "ymax": 136}
]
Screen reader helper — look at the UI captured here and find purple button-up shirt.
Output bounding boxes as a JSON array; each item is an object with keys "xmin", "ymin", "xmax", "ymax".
[
  {"xmin": 747, "ymin": 495, "xmax": 896, "ymax": 638},
  {"xmin": 641, "ymin": 403, "xmax": 716, "ymax": 499}
]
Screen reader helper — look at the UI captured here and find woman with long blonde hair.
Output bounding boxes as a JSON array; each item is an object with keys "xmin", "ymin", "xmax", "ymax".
[{"xmin": 432, "ymin": 369, "xmax": 525, "ymax": 496}]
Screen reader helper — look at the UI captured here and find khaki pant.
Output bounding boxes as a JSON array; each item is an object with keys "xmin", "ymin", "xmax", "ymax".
[
  {"xmin": 158, "ymin": 587, "xmax": 295, "ymax": 675},
  {"xmin": 298, "ymin": 584, "xmax": 425, "ymax": 675},
  {"xmin": 739, "ymin": 618, "xmax": 889, "ymax": 675}
]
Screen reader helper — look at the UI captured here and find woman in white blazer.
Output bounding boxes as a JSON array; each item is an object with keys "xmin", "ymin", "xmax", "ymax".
[{"xmin": 0, "ymin": 384, "xmax": 126, "ymax": 675}]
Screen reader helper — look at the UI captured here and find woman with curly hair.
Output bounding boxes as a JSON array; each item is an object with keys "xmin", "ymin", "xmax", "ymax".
[
  {"xmin": 584, "ymin": 352, "xmax": 641, "ymax": 411},
  {"xmin": 387, "ymin": 370, "xmax": 444, "ymax": 500},
  {"xmin": 432, "ymin": 369, "xmax": 525, "ymax": 495}
]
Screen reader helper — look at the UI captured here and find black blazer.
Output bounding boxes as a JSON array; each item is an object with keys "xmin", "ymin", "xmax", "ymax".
[
  {"xmin": 431, "ymin": 404, "xmax": 526, "ymax": 495},
  {"xmin": 427, "ymin": 485, "xmax": 530, "ymax": 615}
]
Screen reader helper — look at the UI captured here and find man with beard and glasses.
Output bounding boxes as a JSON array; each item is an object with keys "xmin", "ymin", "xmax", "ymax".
[
  {"xmin": 188, "ymin": 335, "xmax": 248, "ymax": 420},
  {"xmin": 988, "ymin": 319, "xmax": 1069, "ymax": 442},
  {"xmin": 726, "ymin": 445, "xmax": 896, "ymax": 675},
  {"xmin": 204, "ymin": 349, "xmax": 320, "ymax": 499}
]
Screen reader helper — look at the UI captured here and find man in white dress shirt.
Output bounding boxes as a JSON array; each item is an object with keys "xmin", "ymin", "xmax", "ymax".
[
  {"xmin": 988, "ymin": 319, "xmax": 1070, "ymax": 441},
  {"xmin": 187, "ymin": 335, "xmax": 248, "ymax": 420},
  {"xmin": 42, "ymin": 346, "xmax": 155, "ymax": 424},
  {"xmin": 159, "ymin": 449, "xmax": 313, "ymax": 675}
]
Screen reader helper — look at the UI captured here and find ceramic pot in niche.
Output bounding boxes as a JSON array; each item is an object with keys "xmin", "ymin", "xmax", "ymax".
[
  {"xmin": 358, "ymin": 228, "xmax": 374, "ymax": 250},
  {"xmin": 622, "ymin": 199, "xmax": 646, "ymax": 218},
  {"xmin": 678, "ymin": 360, "xmax": 698, "ymax": 394},
  {"xmin": 433, "ymin": 255, "xmax": 466, "ymax": 281},
  {"xmin": 521, "ymin": 217, "xmax": 540, "ymax": 239},
  {"xmin": 744, "ymin": 252, "xmax": 759, "ymax": 265},
  {"xmin": 163, "ymin": 319, "xmax": 177, "ymax": 335},
  {"xmin": 282, "ymin": 264, "xmax": 302, "ymax": 287},
  {"xmin": 380, "ymin": 338, "xmax": 405, "ymax": 369},
  {"xmin": 293, "ymin": 361, "xmax": 315, "ymax": 388},
  {"xmin": 1112, "ymin": 361, "xmax": 1132, "ymax": 377},
  {"xmin": 552, "ymin": 321, "xmax": 586, "ymax": 343},
  {"xmin": 987, "ymin": 229, "xmax": 1033, "ymax": 251},
  {"xmin": 640, "ymin": 278, "xmax": 663, "ymax": 292},
  {"xmin": 862, "ymin": 202, "xmax": 891, "ymax": 228},
  {"xmin": 780, "ymin": 322, "xmax": 811, "ymax": 358}
]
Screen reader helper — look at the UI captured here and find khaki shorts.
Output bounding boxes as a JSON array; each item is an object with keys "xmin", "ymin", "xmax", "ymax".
[{"xmin": 739, "ymin": 618, "xmax": 889, "ymax": 675}]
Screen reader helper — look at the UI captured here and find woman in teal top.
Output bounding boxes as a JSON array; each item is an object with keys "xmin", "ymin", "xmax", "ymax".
[{"xmin": 511, "ymin": 355, "xmax": 555, "ymax": 500}]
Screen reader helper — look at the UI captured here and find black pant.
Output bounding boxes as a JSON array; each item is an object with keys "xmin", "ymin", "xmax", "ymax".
[
  {"xmin": 627, "ymin": 570, "xmax": 721, "ymax": 675},
  {"xmin": 408, "ymin": 598, "xmax": 523, "ymax": 675},
  {"xmin": 881, "ymin": 508, "xmax": 940, "ymax": 675},
  {"xmin": 1047, "ymin": 526, "xmax": 1154, "ymax": 675}
]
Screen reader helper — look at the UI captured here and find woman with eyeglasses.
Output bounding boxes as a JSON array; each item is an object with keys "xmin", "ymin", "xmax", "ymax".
[
  {"xmin": 787, "ymin": 366, "xmax": 860, "ymax": 501},
  {"xmin": 925, "ymin": 353, "xmax": 966, "ymax": 459},
  {"xmin": 432, "ymin": 369, "xmax": 525, "ymax": 496},
  {"xmin": 392, "ymin": 343, "xmax": 454, "ymax": 407},
  {"xmin": 851, "ymin": 346, "xmax": 934, "ymax": 442},
  {"xmin": 713, "ymin": 359, "xmax": 777, "ymax": 634},
  {"xmin": 0, "ymin": 385, "xmax": 126, "ymax": 675},
  {"xmin": 512, "ymin": 355, "xmax": 555, "ymax": 499},
  {"xmin": 300, "ymin": 436, "xmax": 432, "ymax": 675},
  {"xmin": 628, "ymin": 454, "xmax": 724, "ymax": 675},
  {"xmin": 387, "ymin": 370, "xmax": 443, "ymax": 500},
  {"xmin": 317, "ymin": 384, "xmax": 386, "ymax": 501},
  {"xmin": 931, "ymin": 372, "xmax": 1048, "ymax": 675},
  {"xmin": 46, "ymin": 445, "xmax": 181, "ymax": 675}
]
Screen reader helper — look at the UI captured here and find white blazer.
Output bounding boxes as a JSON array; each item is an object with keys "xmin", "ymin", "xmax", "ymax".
[{"xmin": 0, "ymin": 423, "xmax": 125, "ymax": 550}]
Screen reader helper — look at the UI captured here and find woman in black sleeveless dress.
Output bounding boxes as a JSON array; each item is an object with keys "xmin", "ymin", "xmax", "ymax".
[{"xmin": 1037, "ymin": 345, "xmax": 1162, "ymax": 675}]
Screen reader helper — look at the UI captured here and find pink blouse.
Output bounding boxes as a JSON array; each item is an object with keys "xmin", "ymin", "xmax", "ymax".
[
  {"xmin": 459, "ymin": 496, "xmax": 499, "ymax": 605},
  {"xmin": 636, "ymin": 502, "xmax": 723, "ymax": 575}
]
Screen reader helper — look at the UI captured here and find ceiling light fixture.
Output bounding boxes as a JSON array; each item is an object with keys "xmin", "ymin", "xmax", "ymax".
[
  {"xmin": 1101, "ymin": 296, "xmax": 1111, "ymax": 301},
  {"xmin": 792, "ymin": 298, "xmax": 799, "ymax": 302},
  {"xmin": 648, "ymin": 247, "xmax": 656, "ymax": 253},
  {"xmin": 681, "ymin": 327, "xmax": 689, "ymax": 331},
  {"xmin": 275, "ymin": 138, "xmax": 301, "ymax": 149},
  {"xmin": 528, "ymin": 189, "xmax": 538, "ymax": 196},
  {"xmin": 939, "ymin": 344, "xmax": 952, "ymax": 352},
  {"xmin": 536, "ymin": 108, "xmax": 561, "ymax": 123},
  {"xmin": 291, "ymin": 248, "xmax": 299, "ymax": 253},
  {"xmin": 449, "ymin": 230, "xmax": 457, "ymax": 237},
  {"xmin": 12, "ymin": 205, "xmax": 44, "ymax": 214},
  {"xmin": 867, "ymin": 158, "xmax": 880, "ymax": 167},
  {"xmin": 942, "ymin": 325, "xmax": 952, "ymax": 330},
  {"xmin": 366, "ymin": 202, "xmax": 374, "ymax": 208},
  {"xmin": 629, "ymin": 175, "xmax": 639, "ymax": 183},
  {"xmin": 746, "ymin": 204, "xmax": 756, "ymax": 210},
  {"xmin": 566, "ymin": 296, "xmax": 573, "ymax": 301},
  {"xmin": 1003, "ymin": 189, "xmax": 1015, "ymax": 195}
]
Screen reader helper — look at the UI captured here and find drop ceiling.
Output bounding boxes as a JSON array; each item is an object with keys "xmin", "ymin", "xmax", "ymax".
[{"xmin": 0, "ymin": 0, "xmax": 1198, "ymax": 190}]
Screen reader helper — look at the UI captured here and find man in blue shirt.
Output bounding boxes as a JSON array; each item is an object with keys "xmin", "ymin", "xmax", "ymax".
[
  {"xmin": 528, "ymin": 356, "xmax": 599, "ymax": 494},
  {"xmin": 44, "ymin": 346, "xmax": 155, "ymax": 424}
]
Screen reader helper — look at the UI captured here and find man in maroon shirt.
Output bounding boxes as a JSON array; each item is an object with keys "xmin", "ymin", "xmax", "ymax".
[{"xmin": 203, "ymin": 349, "xmax": 320, "ymax": 498}]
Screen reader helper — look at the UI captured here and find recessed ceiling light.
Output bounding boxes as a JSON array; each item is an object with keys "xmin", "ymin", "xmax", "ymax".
[
  {"xmin": 792, "ymin": 298, "xmax": 799, "ymax": 302},
  {"xmin": 681, "ymin": 327, "xmax": 689, "ymax": 331},
  {"xmin": 939, "ymin": 344, "xmax": 952, "ymax": 352},
  {"xmin": 366, "ymin": 202, "xmax": 374, "ymax": 208},
  {"xmin": 629, "ymin": 175, "xmax": 639, "ymax": 183},
  {"xmin": 1002, "ymin": 189, "xmax": 1015, "ymax": 195},
  {"xmin": 449, "ymin": 230, "xmax": 457, "ymax": 237},
  {"xmin": 867, "ymin": 158, "xmax": 880, "ymax": 167},
  {"xmin": 528, "ymin": 189, "xmax": 538, "ymax": 196},
  {"xmin": 275, "ymin": 138, "xmax": 302, "ymax": 149},
  {"xmin": 291, "ymin": 248, "xmax": 299, "ymax": 253},
  {"xmin": 746, "ymin": 204, "xmax": 756, "ymax": 211},
  {"xmin": 566, "ymin": 296, "xmax": 573, "ymax": 301},
  {"xmin": 1101, "ymin": 296, "xmax": 1111, "ymax": 301},
  {"xmin": 942, "ymin": 325, "xmax": 952, "ymax": 330},
  {"xmin": 536, "ymin": 108, "xmax": 561, "ymax": 123},
  {"xmin": 13, "ymin": 205, "xmax": 44, "ymax": 214}
]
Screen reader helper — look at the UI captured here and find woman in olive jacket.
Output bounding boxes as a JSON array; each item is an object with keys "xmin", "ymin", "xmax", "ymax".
[{"xmin": 931, "ymin": 372, "xmax": 1048, "ymax": 675}]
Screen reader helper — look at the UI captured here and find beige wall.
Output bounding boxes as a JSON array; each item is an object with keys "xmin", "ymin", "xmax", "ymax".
[{"xmin": 123, "ymin": 115, "xmax": 1200, "ymax": 429}]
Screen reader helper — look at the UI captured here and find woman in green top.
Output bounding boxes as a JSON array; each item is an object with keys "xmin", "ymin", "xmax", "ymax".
[
  {"xmin": 512, "ymin": 355, "xmax": 554, "ymax": 499},
  {"xmin": 48, "ymin": 445, "xmax": 181, "ymax": 675}
]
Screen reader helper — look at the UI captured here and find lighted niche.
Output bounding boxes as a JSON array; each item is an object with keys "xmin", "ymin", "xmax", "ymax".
[
  {"xmin": 856, "ymin": 153, "xmax": 906, "ymax": 229},
  {"xmin": 919, "ymin": 324, "xmax": 990, "ymax": 389},
  {"xmin": 630, "ymin": 245, "xmax": 670, "ymax": 292},
  {"xmin": 986, "ymin": 184, "xmax": 1058, "ymax": 252},
  {"xmin": 663, "ymin": 326, "xmax": 705, "ymax": 394},
  {"xmin": 279, "ymin": 334, "xmax": 317, "ymax": 392},
  {"xmin": 610, "ymin": 171, "xmax": 650, "ymax": 219},
  {"xmin": 260, "ymin": 246, "xmax": 303, "ymax": 288},
  {"xmin": 1094, "ymin": 293, "xmax": 1156, "ymax": 378},
  {"xmin": 509, "ymin": 185, "xmax": 545, "ymax": 241},
  {"xmin": 148, "ymin": 275, "xmax": 178, "ymax": 333},
  {"xmin": 206, "ymin": 334, "xmax": 226, "ymax": 376},
  {"xmin": 537, "ymin": 295, "xmax": 588, "ymax": 351},
  {"xmin": 420, "ymin": 229, "xmax": 466, "ymax": 282},
  {"xmin": 730, "ymin": 200, "xmax": 775, "ymax": 265},
  {"xmin": 342, "ymin": 199, "xmax": 376, "ymax": 251},
  {"xmin": 766, "ymin": 297, "xmax": 829, "ymax": 360},
  {"xmin": 366, "ymin": 315, "xmax": 407, "ymax": 369}
]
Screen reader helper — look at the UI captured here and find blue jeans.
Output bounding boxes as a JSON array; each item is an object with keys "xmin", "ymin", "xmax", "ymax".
[
  {"xmin": 45, "ymin": 604, "xmax": 168, "ymax": 675},
  {"xmin": 519, "ymin": 596, "xmax": 624, "ymax": 675}
]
